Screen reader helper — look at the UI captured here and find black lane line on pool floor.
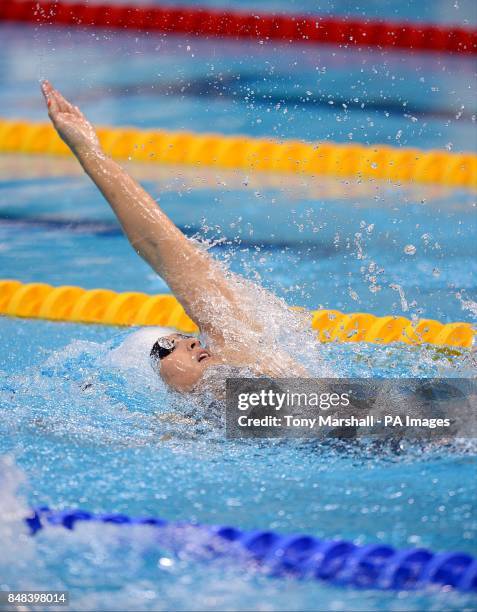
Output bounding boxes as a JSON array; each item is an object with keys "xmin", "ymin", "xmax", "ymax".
[
  {"xmin": 0, "ymin": 214, "xmax": 338, "ymax": 253},
  {"xmin": 70, "ymin": 75, "xmax": 477, "ymax": 123}
]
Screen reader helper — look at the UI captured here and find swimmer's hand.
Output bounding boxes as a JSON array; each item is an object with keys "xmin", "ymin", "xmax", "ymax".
[{"xmin": 41, "ymin": 81, "xmax": 102, "ymax": 155}]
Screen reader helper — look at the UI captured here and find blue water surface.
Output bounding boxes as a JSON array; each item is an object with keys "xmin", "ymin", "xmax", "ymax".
[{"xmin": 0, "ymin": 316, "xmax": 476, "ymax": 611}]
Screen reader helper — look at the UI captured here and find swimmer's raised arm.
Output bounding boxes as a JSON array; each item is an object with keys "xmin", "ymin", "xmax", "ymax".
[{"xmin": 41, "ymin": 81, "xmax": 258, "ymax": 344}]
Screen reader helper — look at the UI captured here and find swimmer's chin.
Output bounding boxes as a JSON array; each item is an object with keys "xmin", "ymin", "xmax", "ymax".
[{"xmin": 191, "ymin": 363, "xmax": 255, "ymax": 402}]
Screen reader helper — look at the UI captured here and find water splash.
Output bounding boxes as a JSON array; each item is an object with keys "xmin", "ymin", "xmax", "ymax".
[
  {"xmin": 0, "ymin": 456, "xmax": 38, "ymax": 583},
  {"xmin": 390, "ymin": 283, "xmax": 409, "ymax": 313},
  {"xmin": 456, "ymin": 292, "xmax": 477, "ymax": 320}
]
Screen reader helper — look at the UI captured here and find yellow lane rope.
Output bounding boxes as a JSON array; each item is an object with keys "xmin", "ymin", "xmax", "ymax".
[
  {"xmin": 0, "ymin": 119, "xmax": 475, "ymax": 188},
  {"xmin": 0, "ymin": 280, "xmax": 474, "ymax": 347}
]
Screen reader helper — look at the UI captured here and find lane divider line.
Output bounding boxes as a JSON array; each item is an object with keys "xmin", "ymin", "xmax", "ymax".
[
  {"xmin": 1, "ymin": 0, "xmax": 476, "ymax": 54},
  {"xmin": 26, "ymin": 507, "xmax": 477, "ymax": 592},
  {"xmin": 0, "ymin": 280, "xmax": 474, "ymax": 347},
  {"xmin": 0, "ymin": 119, "xmax": 476, "ymax": 188}
]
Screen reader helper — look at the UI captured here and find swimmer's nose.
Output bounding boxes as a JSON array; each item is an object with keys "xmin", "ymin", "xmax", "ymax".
[{"xmin": 185, "ymin": 338, "xmax": 200, "ymax": 351}]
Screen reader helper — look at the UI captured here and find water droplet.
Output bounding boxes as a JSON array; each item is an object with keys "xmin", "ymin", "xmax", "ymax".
[
  {"xmin": 369, "ymin": 285, "xmax": 381, "ymax": 293},
  {"xmin": 404, "ymin": 244, "xmax": 416, "ymax": 255},
  {"xmin": 159, "ymin": 557, "xmax": 173, "ymax": 567}
]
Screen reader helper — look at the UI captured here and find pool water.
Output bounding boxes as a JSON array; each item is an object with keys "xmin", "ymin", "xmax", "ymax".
[
  {"xmin": 0, "ymin": 1, "xmax": 476, "ymax": 610},
  {"xmin": 1, "ymin": 317, "xmax": 476, "ymax": 611}
]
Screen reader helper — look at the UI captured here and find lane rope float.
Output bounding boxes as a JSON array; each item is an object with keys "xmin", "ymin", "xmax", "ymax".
[
  {"xmin": 26, "ymin": 507, "xmax": 477, "ymax": 592},
  {"xmin": 0, "ymin": 119, "xmax": 476, "ymax": 188},
  {"xmin": 0, "ymin": 280, "xmax": 474, "ymax": 347},
  {"xmin": 0, "ymin": 0, "xmax": 476, "ymax": 54}
]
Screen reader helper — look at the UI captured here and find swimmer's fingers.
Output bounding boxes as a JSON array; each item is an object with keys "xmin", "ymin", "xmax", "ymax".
[
  {"xmin": 41, "ymin": 80, "xmax": 101, "ymax": 153},
  {"xmin": 41, "ymin": 80, "xmax": 59, "ymax": 116},
  {"xmin": 50, "ymin": 87, "xmax": 77, "ymax": 115},
  {"xmin": 55, "ymin": 96, "xmax": 89, "ymax": 126},
  {"xmin": 41, "ymin": 81, "xmax": 79, "ymax": 118}
]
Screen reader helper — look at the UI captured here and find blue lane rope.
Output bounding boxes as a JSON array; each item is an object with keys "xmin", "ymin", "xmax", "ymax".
[{"xmin": 26, "ymin": 507, "xmax": 477, "ymax": 592}]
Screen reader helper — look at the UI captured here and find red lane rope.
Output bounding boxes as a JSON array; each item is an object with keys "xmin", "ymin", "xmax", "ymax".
[{"xmin": 0, "ymin": 0, "xmax": 476, "ymax": 54}]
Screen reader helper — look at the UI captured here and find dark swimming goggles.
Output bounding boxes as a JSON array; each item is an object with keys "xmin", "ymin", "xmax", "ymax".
[{"xmin": 150, "ymin": 334, "xmax": 193, "ymax": 361}]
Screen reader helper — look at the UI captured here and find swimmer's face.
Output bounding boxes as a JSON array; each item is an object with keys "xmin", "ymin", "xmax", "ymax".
[{"xmin": 150, "ymin": 334, "xmax": 217, "ymax": 392}]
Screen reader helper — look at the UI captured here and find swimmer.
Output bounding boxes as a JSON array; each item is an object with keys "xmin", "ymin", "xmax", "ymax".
[{"xmin": 41, "ymin": 81, "xmax": 310, "ymax": 392}]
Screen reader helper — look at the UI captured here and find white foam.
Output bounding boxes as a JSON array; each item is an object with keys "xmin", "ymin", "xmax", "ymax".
[{"xmin": 0, "ymin": 456, "xmax": 35, "ymax": 569}]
